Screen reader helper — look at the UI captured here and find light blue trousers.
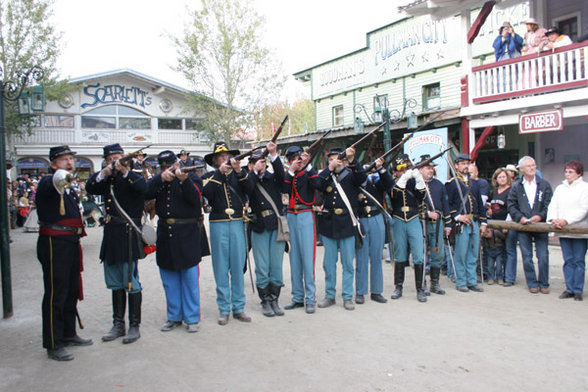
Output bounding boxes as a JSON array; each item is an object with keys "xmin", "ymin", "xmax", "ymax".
[
  {"xmin": 454, "ymin": 221, "xmax": 480, "ymax": 287},
  {"xmin": 393, "ymin": 217, "xmax": 424, "ymax": 264},
  {"xmin": 355, "ymin": 214, "xmax": 385, "ymax": 295},
  {"xmin": 252, "ymin": 229, "xmax": 286, "ymax": 288},
  {"xmin": 159, "ymin": 265, "xmax": 200, "ymax": 324},
  {"xmin": 323, "ymin": 235, "xmax": 355, "ymax": 300},
  {"xmin": 210, "ymin": 220, "xmax": 246, "ymax": 314},
  {"xmin": 287, "ymin": 211, "xmax": 316, "ymax": 305},
  {"xmin": 104, "ymin": 261, "xmax": 141, "ymax": 293}
]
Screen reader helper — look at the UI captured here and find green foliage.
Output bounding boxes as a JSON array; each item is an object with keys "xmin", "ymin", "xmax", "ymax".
[
  {"xmin": 256, "ymin": 100, "xmax": 315, "ymax": 141},
  {"xmin": 1, "ymin": 0, "xmax": 65, "ymax": 137},
  {"xmin": 173, "ymin": 0, "xmax": 285, "ymax": 147}
]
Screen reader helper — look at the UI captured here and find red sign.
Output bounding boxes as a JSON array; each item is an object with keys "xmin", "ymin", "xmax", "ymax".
[{"xmin": 519, "ymin": 109, "xmax": 563, "ymax": 134}]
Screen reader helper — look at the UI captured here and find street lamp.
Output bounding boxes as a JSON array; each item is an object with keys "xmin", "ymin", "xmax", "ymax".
[{"xmin": 0, "ymin": 65, "xmax": 45, "ymax": 318}]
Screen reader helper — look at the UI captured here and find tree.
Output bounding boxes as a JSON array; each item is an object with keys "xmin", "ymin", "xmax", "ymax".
[
  {"xmin": 173, "ymin": 0, "xmax": 285, "ymax": 147},
  {"xmin": 256, "ymin": 99, "xmax": 315, "ymax": 141},
  {"xmin": 1, "ymin": 0, "xmax": 65, "ymax": 142}
]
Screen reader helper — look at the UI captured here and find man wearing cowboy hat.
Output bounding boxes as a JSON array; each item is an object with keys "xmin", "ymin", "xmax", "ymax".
[
  {"xmin": 37, "ymin": 145, "xmax": 92, "ymax": 361},
  {"xmin": 202, "ymin": 141, "xmax": 254, "ymax": 325},
  {"xmin": 417, "ymin": 154, "xmax": 452, "ymax": 296},
  {"xmin": 146, "ymin": 150, "xmax": 204, "ymax": 332},
  {"xmin": 389, "ymin": 154, "xmax": 428, "ymax": 302},
  {"xmin": 246, "ymin": 142, "xmax": 287, "ymax": 317},
  {"xmin": 86, "ymin": 143, "xmax": 147, "ymax": 344},
  {"xmin": 522, "ymin": 17, "xmax": 548, "ymax": 55},
  {"xmin": 178, "ymin": 149, "xmax": 193, "ymax": 168},
  {"xmin": 445, "ymin": 153, "xmax": 487, "ymax": 293}
]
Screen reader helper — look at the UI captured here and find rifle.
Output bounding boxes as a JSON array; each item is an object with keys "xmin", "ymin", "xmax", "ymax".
[
  {"xmin": 233, "ymin": 146, "xmax": 265, "ymax": 161},
  {"xmin": 337, "ymin": 122, "xmax": 386, "ymax": 160},
  {"xmin": 414, "ymin": 147, "xmax": 453, "ymax": 169},
  {"xmin": 299, "ymin": 128, "xmax": 333, "ymax": 170},
  {"xmin": 179, "ymin": 165, "xmax": 205, "ymax": 173},
  {"xmin": 263, "ymin": 115, "xmax": 288, "ymax": 157},
  {"xmin": 117, "ymin": 144, "xmax": 152, "ymax": 167},
  {"xmin": 364, "ymin": 133, "xmax": 414, "ymax": 173}
]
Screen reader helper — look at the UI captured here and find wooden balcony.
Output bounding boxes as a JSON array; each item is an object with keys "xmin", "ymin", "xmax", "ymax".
[{"xmin": 471, "ymin": 42, "xmax": 588, "ymax": 104}]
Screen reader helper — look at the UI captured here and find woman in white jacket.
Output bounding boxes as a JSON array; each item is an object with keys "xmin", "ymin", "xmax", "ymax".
[{"xmin": 547, "ymin": 160, "xmax": 588, "ymax": 301}]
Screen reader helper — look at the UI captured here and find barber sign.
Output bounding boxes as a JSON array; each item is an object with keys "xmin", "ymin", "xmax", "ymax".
[{"xmin": 518, "ymin": 109, "xmax": 563, "ymax": 134}]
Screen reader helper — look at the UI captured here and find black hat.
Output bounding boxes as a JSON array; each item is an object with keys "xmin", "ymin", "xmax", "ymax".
[
  {"xmin": 327, "ymin": 147, "xmax": 344, "ymax": 157},
  {"xmin": 157, "ymin": 150, "xmax": 177, "ymax": 166},
  {"xmin": 192, "ymin": 157, "xmax": 205, "ymax": 167},
  {"xmin": 416, "ymin": 154, "xmax": 437, "ymax": 167},
  {"xmin": 178, "ymin": 149, "xmax": 190, "ymax": 157},
  {"xmin": 285, "ymin": 146, "xmax": 303, "ymax": 160},
  {"xmin": 248, "ymin": 150, "xmax": 266, "ymax": 163},
  {"xmin": 49, "ymin": 145, "xmax": 76, "ymax": 161},
  {"xmin": 546, "ymin": 26, "xmax": 560, "ymax": 35},
  {"xmin": 204, "ymin": 142, "xmax": 240, "ymax": 167},
  {"xmin": 393, "ymin": 154, "xmax": 410, "ymax": 171},
  {"xmin": 454, "ymin": 153, "xmax": 471, "ymax": 163},
  {"xmin": 103, "ymin": 143, "xmax": 124, "ymax": 158}
]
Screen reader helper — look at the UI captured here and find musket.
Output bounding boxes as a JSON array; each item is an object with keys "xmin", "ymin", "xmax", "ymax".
[
  {"xmin": 364, "ymin": 133, "xmax": 414, "ymax": 173},
  {"xmin": 179, "ymin": 165, "xmax": 205, "ymax": 173},
  {"xmin": 262, "ymin": 115, "xmax": 288, "ymax": 157},
  {"xmin": 299, "ymin": 128, "xmax": 333, "ymax": 170},
  {"xmin": 415, "ymin": 147, "xmax": 453, "ymax": 169},
  {"xmin": 233, "ymin": 146, "xmax": 265, "ymax": 161},
  {"xmin": 337, "ymin": 122, "xmax": 386, "ymax": 160},
  {"xmin": 118, "ymin": 144, "xmax": 153, "ymax": 167}
]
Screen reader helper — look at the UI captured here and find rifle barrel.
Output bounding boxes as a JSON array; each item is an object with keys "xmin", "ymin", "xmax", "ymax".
[{"xmin": 338, "ymin": 122, "xmax": 386, "ymax": 160}]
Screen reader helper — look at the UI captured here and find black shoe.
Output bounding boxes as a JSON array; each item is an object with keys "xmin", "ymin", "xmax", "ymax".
[
  {"xmin": 47, "ymin": 347, "xmax": 74, "ymax": 361},
  {"xmin": 63, "ymin": 335, "xmax": 93, "ymax": 346},
  {"xmin": 574, "ymin": 293, "xmax": 583, "ymax": 301},
  {"xmin": 390, "ymin": 286, "xmax": 403, "ymax": 299},
  {"xmin": 102, "ymin": 321, "xmax": 125, "ymax": 342},
  {"xmin": 456, "ymin": 286, "xmax": 469, "ymax": 292},
  {"xmin": 417, "ymin": 289, "xmax": 427, "ymax": 303},
  {"xmin": 503, "ymin": 282, "xmax": 514, "ymax": 287},
  {"xmin": 267, "ymin": 283, "xmax": 284, "ymax": 316},
  {"xmin": 305, "ymin": 303, "xmax": 316, "ymax": 314},
  {"xmin": 123, "ymin": 326, "xmax": 140, "ymax": 344},
  {"xmin": 284, "ymin": 301, "xmax": 304, "ymax": 310},
  {"xmin": 559, "ymin": 291, "xmax": 574, "ymax": 299},
  {"xmin": 370, "ymin": 293, "xmax": 387, "ymax": 303},
  {"xmin": 468, "ymin": 285, "xmax": 484, "ymax": 292},
  {"xmin": 123, "ymin": 291, "xmax": 141, "ymax": 344},
  {"xmin": 355, "ymin": 294, "xmax": 365, "ymax": 304}
]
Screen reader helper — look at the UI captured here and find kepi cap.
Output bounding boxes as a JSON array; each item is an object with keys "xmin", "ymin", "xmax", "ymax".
[
  {"xmin": 103, "ymin": 143, "xmax": 124, "ymax": 158},
  {"xmin": 454, "ymin": 153, "xmax": 471, "ymax": 163},
  {"xmin": 49, "ymin": 145, "xmax": 76, "ymax": 161},
  {"xmin": 157, "ymin": 150, "xmax": 177, "ymax": 166}
]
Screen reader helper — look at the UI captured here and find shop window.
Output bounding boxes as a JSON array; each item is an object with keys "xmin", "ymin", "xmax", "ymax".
[
  {"xmin": 158, "ymin": 118, "xmax": 182, "ymax": 130},
  {"xmin": 81, "ymin": 116, "xmax": 115, "ymax": 129},
  {"xmin": 119, "ymin": 118, "xmax": 151, "ymax": 129},
  {"xmin": 333, "ymin": 105, "xmax": 344, "ymax": 127},
  {"xmin": 423, "ymin": 83, "xmax": 441, "ymax": 110},
  {"xmin": 44, "ymin": 115, "xmax": 74, "ymax": 128},
  {"xmin": 554, "ymin": 13, "xmax": 579, "ymax": 41},
  {"xmin": 82, "ymin": 104, "xmax": 150, "ymax": 130},
  {"xmin": 186, "ymin": 119, "xmax": 204, "ymax": 130}
]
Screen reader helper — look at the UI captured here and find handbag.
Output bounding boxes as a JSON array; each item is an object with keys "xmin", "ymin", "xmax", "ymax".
[{"xmin": 256, "ymin": 183, "xmax": 289, "ymax": 242}]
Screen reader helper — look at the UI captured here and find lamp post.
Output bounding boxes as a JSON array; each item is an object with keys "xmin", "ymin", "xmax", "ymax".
[{"xmin": 1, "ymin": 65, "xmax": 44, "ymax": 318}]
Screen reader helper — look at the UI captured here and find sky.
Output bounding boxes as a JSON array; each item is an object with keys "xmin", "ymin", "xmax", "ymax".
[{"xmin": 52, "ymin": 0, "xmax": 402, "ymax": 101}]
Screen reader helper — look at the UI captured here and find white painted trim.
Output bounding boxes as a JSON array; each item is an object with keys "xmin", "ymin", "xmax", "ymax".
[{"xmin": 552, "ymin": 11, "xmax": 581, "ymax": 36}]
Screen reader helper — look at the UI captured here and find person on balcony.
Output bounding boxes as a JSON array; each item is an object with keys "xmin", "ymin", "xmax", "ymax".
[
  {"xmin": 522, "ymin": 17, "xmax": 548, "ymax": 55},
  {"xmin": 493, "ymin": 22, "xmax": 523, "ymax": 61},
  {"xmin": 542, "ymin": 27, "xmax": 573, "ymax": 50}
]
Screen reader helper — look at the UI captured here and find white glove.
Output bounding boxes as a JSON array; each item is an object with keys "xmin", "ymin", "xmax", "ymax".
[
  {"xmin": 396, "ymin": 170, "xmax": 412, "ymax": 189},
  {"xmin": 413, "ymin": 169, "xmax": 425, "ymax": 190}
]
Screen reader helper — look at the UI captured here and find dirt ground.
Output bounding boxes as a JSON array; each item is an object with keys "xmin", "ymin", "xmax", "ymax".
[{"xmin": 1, "ymin": 224, "xmax": 587, "ymax": 392}]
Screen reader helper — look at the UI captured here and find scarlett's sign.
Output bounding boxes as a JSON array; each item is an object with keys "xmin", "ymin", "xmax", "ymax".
[
  {"xmin": 518, "ymin": 109, "xmax": 563, "ymax": 134},
  {"xmin": 81, "ymin": 83, "xmax": 152, "ymax": 109}
]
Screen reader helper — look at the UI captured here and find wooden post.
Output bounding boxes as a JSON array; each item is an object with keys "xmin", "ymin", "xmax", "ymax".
[{"xmin": 487, "ymin": 220, "xmax": 588, "ymax": 235}]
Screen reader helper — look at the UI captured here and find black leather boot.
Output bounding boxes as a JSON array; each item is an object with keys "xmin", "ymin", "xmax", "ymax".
[
  {"xmin": 123, "ymin": 292, "xmax": 141, "ymax": 344},
  {"xmin": 415, "ymin": 264, "xmax": 427, "ymax": 303},
  {"xmin": 102, "ymin": 289, "xmax": 126, "ymax": 342},
  {"xmin": 258, "ymin": 286, "xmax": 275, "ymax": 317},
  {"xmin": 268, "ymin": 283, "xmax": 284, "ymax": 316},
  {"xmin": 391, "ymin": 262, "xmax": 405, "ymax": 299},
  {"xmin": 430, "ymin": 266, "xmax": 446, "ymax": 295}
]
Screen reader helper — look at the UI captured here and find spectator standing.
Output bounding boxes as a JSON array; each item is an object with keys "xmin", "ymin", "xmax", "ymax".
[
  {"xmin": 522, "ymin": 17, "xmax": 548, "ymax": 55},
  {"xmin": 486, "ymin": 168, "xmax": 512, "ymax": 285},
  {"xmin": 493, "ymin": 22, "xmax": 524, "ymax": 61},
  {"xmin": 507, "ymin": 156, "xmax": 552, "ymax": 294},
  {"xmin": 547, "ymin": 161, "xmax": 588, "ymax": 301}
]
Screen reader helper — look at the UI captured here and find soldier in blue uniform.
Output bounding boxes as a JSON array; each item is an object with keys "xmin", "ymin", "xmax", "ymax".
[
  {"xmin": 86, "ymin": 143, "xmax": 147, "ymax": 344},
  {"xmin": 417, "ymin": 154, "xmax": 452, "ymax": 296},
  {"xmin": 147, "ymin": 150, "xmax": 204, "ymax": 333},
  {"xmin": 315, "ymin": 147, "xmax": 366, "ymax": 311},
  {"xmin": 283, "ymin": 146, "xmax": 321, "ymax": 314},
  {"xmin": 355, "ymin": 157, "xmax": 392, "ymax": 304},
  {"xmin": 246, "ymin": 142, "xmax": 287, "ymax": 317},
  {"xmin": 37, "ymin": 145, "xmax": 92, "ymax": 361},
  {"xmin": 132, "ymin": 151, "xmax": 146, "ymax": 175},
  {"xmin": 445, "ymin": 153, "xmax": 487, "ymax": 293},
  {"xmin": 202, "ymin": 142, "xmax": 254, "ymax": 325},
  {"xmin": 390, "ymin": 155, "xmax": 428, "ymax": 302},
  {"xmin": 178, "ymin": 149, "xmax": 193, "ymax": 168}
]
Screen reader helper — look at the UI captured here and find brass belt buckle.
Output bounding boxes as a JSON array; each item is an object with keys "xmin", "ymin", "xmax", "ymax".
[
  {"xmin": 225, "ymin": 208, "xmax": 235, "ymax": 216},
  {"xmin": 334, "ymin": 208, "xmax": 344, "ymax": 215},
  {"xmin": 167, "ymin": 218, "xmax": 176, "ymax": 224},
  {"xmin": 401, "ymin": 206, "xmax": 410, "ymax": 212},
  {"xmin": 76, "ymin": 227, "xmax": 83, "ymax": 235}
]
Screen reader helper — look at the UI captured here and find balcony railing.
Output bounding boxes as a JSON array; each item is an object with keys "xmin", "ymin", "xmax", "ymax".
[
  {"xmin": 472, "ymin": 41, "xmax": 588, "ymax": 104},
  {"xmin": 12, "ymin": 128, "xmax": 203, "ymax": 146}
]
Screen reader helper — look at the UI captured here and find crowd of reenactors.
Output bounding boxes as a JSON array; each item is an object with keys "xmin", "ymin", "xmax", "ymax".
[{"xmin": 37, "ymin": 133, "xmax": 496, "ymax": 361}]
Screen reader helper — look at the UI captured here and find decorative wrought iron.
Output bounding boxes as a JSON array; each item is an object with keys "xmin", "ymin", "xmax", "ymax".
[{"xmin": 0, "ymin": 65, "xmax": 45, "ymax": 101}]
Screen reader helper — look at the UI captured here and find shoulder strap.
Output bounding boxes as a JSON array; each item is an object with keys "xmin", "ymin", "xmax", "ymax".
[
  {"xmin": 255, "ymin": 182, "xmax": 281, "ymax": 217},
  {"xmin": 110, "ymin": 185, "xmax": 142, "ymax": 235}
]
